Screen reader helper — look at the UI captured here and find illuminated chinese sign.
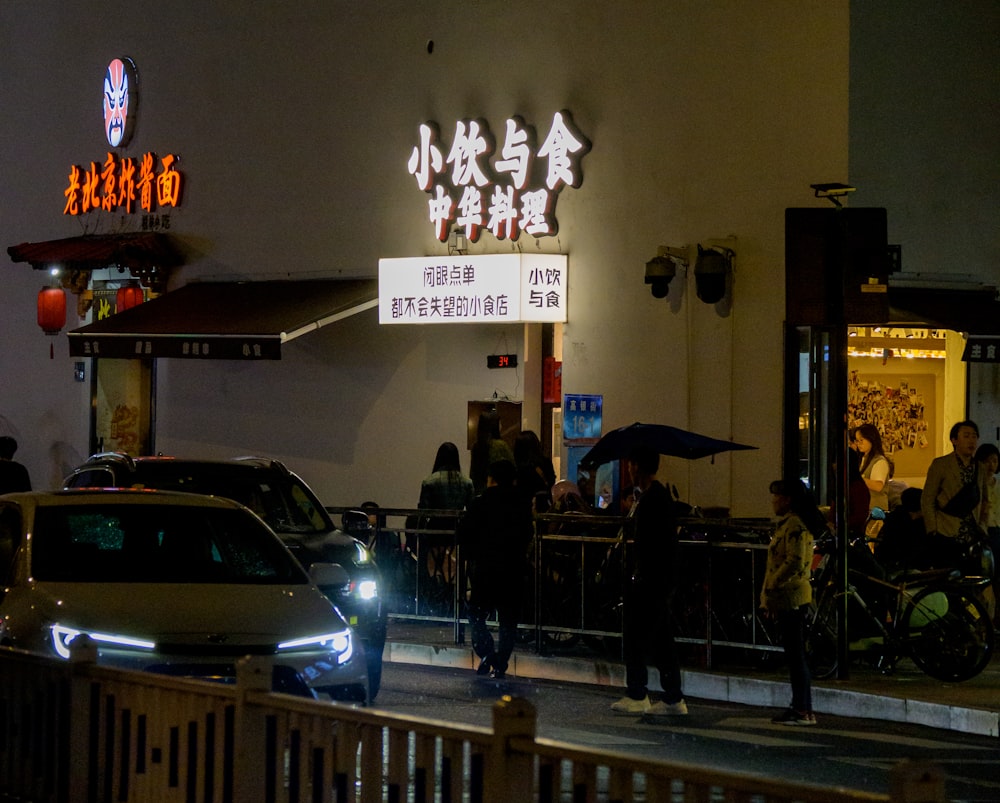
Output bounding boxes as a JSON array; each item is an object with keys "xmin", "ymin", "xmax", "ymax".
[
  {"xmin": 407, "ymin": 111, "xmax": 590, "ymax": 243},
  {"xmin": 61, "ymin": 57, "xmax": 183, "ymax": 220},
  {"xmin": 378, "ymin": 254, "xmax": 567, "ymax": 324},
  {"xmin": 63, "ymin": 152, "xmax": 182, "ymax": 216},
  {"xmin": 963, "ymin": 338, "xmax": 1000, "ymax": 363}
]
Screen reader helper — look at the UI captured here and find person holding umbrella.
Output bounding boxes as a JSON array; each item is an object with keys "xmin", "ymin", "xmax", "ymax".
[{"xmin": 609, "ymin": 445, "xmax": 688, "ymax": 717}]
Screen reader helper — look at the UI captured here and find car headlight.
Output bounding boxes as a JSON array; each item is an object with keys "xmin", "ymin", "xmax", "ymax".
[
  {"xmin": 355, "ymin": 579, "xmax": 378, "ymax": 601},
  {"xmin": 51, "ymin": 624, "xmax": 156, "ymax": 660},
  {"xmin": 354, "ymin": 542, "xmax": 373, "ymax": 565},
  {"xmin": 276, "ymin": 629, "xmax": 353, "ymax": 664}
]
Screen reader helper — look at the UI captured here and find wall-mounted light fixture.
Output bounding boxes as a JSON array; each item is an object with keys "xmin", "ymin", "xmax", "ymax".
[
  {"xmin": 810, "ymin": 182, "xmax": 856, "ymax": 208},
  {"xmin": 644, "ymin": 245, "xmax": 689, "ymax": 299},
  {"xmin": 448, "ymin": 227, "xmax": 468, "ymax": 256},
  {"xmin": 694, "ymin": 243, "xmax": 734, "ymax": 304}
]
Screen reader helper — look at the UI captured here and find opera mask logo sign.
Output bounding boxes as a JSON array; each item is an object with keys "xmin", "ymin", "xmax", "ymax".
[{"xmin": 103, "ymin": 57, "xmax": 137, "ymax": 148}]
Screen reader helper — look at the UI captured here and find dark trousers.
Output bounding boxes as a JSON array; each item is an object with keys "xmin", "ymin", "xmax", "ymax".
[
  {"xmin": 621, "ymin": 582, "xmax": 683, "ymax": 704},
  {"xmin": 777, "ymin": 606, "xmax": 812, "ymax": 712},
  {"xmin": 467, "ymin": 587, "xmax": 519, "ymax": 673}
]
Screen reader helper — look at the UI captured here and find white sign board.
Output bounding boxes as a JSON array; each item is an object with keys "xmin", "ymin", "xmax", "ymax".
[{"xmin": 379, "ymin": 254, "xmax": 567, "ymax": 324}]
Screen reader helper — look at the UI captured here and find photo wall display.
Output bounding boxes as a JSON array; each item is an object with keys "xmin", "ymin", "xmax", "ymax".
[{"xmin": 847, "ymin": 370, "xmax": 936, "ymax": 484}]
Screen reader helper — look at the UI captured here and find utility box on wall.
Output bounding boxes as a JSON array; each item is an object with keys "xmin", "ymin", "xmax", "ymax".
[{"xmin": 785, "ymin": 208, "xmax": 891, "ymax": 326}]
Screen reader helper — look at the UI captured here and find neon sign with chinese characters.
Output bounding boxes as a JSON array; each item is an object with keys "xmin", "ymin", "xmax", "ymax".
[
  {"xmin": 379, "ymin": 253, "xmax": 567, "ymax": 324},
  {"xmin": 61, "ymin": 57, "xmax": 184, "ymax": 219},
  {"xmin": 63, "ymin": 152, "xmax": 182, "ymax": 216},
  {"xmin": 407, "ymin": 111, "xmax": 590, "ymax": 243}
]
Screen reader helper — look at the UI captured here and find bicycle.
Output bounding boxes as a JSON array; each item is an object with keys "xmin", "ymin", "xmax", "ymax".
[{"xmin": 806, "ymin": 532, "xmax": 995, "ymax": 682}]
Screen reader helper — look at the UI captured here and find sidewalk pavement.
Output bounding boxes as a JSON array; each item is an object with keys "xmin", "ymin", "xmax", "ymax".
[{"xmin": 383, "ymin": 619, "xmax": 1000, "ymax": 738}]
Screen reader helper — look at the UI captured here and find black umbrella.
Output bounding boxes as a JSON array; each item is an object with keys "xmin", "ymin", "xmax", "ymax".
[{"xmin": 579, "ymin": 422, "xmax": 757, "ymax": 467}]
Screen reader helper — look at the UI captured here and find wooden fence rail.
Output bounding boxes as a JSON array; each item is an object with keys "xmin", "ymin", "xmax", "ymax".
[{"xmin": 0, "ymin": 645, "xmax": 945, "ymax": 803}]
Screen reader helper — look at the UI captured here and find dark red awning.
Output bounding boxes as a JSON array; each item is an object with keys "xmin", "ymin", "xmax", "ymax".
[
  {"xmin": 8, "ymin": 232, "xmax": 183, "ymax": 271},
  {"xmin": 66, "ymin": 279, "xmax": 378, "ymax": 360}
]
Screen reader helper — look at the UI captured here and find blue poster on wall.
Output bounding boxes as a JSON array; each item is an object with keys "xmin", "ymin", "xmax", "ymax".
[{"xmin": 562, "ymin": 394, "xmax": 603, "ymax": 443}]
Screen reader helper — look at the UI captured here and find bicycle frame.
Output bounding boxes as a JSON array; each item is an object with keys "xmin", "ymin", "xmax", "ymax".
[{"xmin": 808, "ymin": 538, "xmax": 995, "ymax": 681}]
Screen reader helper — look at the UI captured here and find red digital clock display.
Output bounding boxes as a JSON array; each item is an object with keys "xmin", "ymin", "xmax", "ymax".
[{"xmin": 487, "ymin": 354, "xmax": 518, "ymax": 369}]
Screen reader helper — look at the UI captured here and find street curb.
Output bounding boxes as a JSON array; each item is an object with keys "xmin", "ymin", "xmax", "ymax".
[{"xmin": 385, "ymin": 641, "xmax": 1000, "ymax": 737}]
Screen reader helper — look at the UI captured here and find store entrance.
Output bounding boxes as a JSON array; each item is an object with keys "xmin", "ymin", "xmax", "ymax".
[
  {"xmin": 787, "ymin": 324, "xmax": 969, "ymax": 508},
  {"xmin": 89, "ymin": 358, "xmax": 156, "ymax": 456}
]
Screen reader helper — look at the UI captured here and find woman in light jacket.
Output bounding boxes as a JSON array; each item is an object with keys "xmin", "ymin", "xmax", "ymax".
[{"xmin": 761, "ymin": 478, "xmax": 827, "ymax": 726}]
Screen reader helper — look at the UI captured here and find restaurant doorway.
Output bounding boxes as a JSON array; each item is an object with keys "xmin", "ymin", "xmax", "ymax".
[
  {"xmin": 89, "ymin": 358, "xmax": 155, "ymax": 456},
  {"xmin": 786, "ymin": 324, "xmax": 969, "ymax": 508}
]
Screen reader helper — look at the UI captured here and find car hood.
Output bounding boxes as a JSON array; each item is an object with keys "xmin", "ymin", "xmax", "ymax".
[{"xmin": 23, "ymin": 581, "xmax": 346, "ymax": 644}]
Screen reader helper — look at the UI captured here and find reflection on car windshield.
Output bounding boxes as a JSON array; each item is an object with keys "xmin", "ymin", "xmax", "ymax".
[
  {"xmin": 32, "ymin": 505, "xmax": 309, "ymax": 584},
  {"xmin": 133, "ymin": 467, "xmax": 330, "ymax": 535}
]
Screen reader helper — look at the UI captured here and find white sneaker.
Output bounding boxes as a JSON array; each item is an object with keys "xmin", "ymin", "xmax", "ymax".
[
  {"xmin": 647, "ymin": 699, "xmax": 689, "ymax": 717},
  {"xmin": 610, "ymin": 695, "xmax": 651, "ymax": 714}
]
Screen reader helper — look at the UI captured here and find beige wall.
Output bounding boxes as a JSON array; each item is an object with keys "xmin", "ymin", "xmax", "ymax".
[{"xmin": 0, "ymin": 1, "xmax": 855, "ymax": 514}]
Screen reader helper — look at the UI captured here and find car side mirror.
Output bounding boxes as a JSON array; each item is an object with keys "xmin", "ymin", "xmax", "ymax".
[
  {"xmin": 309, "ymin": 562, "xmax": 350, "ymax": 588},
  {"xmin": 341, "ymin": 509, "xmax": 371, "ymax": 534}
]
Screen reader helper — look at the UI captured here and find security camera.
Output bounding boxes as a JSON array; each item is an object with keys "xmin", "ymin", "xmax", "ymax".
[{"xmin": 645, "ymin": 256, "xmax": 676, "ymax": 299}]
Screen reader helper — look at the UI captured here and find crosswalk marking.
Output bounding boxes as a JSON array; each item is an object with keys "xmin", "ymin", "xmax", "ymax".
[{"xmin": 718, "ymin": 717, "xmax": 996, "ymax": 751}]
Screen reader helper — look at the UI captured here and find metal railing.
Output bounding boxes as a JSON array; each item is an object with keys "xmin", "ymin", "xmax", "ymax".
[
  {"xmin": 331, "ymin": 507, "xmax": 778, "ymax": 668},
  {"xmin": 0, "ymin": 643, "xmax": 938, "ymax": 803}
]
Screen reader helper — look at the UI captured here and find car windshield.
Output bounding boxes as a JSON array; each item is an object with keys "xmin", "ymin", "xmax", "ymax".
[
  {"xmin": 31, "ymin": 504, "xmax": 309, "ymax": 584},
  {"xmin": 132, "ymin": 465, "xmax": 332, "ymax": 536}
]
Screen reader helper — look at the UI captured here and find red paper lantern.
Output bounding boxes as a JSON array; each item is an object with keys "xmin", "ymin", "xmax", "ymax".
[
  {"xmin": 37, "ymin": 287, "xmax": 66, "ymax": 335},
  {"xmin": 116, "ymin": 283, "xmax": 144, "ymax": 312}
]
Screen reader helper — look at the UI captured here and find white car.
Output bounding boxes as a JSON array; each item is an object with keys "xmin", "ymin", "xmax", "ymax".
[{"xmin": 0, "ymin": 489, "xmax": 368, "ymax": 703}]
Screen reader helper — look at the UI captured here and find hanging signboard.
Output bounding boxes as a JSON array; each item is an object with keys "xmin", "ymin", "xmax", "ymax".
[{"xmin": 378, "ymin": 253, "xmax": 567, "ymax": 324}]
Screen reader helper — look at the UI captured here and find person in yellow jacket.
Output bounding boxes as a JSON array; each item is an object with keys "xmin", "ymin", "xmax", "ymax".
[{"xmin": 761, "ymin": 478, "xmax": 827, "ymax": 726}]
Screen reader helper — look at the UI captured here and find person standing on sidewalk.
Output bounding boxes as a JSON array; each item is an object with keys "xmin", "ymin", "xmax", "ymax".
[
  {"xmin": 610, "ymin": 445, "xmax": 688, "ymax": 718},
  {"xmin": 922, "ymin": 420, "xmax": 990, "ymax": 577},
  {"xmin": 457, "ymin": 459, "xmax": 533, "ymax": 679},
  {"xmin": 761, "ymin": 478, "xmax": 827, "ymax": 726},
  {"xmin": 0, "ymin": 437, "xmax": 31, "ymax": 494}
]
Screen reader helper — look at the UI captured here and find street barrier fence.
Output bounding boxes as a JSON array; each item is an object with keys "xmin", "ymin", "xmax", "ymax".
[
  {"xmin": 0, "ymin": 643, "xmax": 939, "ymax": 803},
  {"xmin": 331, "ymin": 506, "xmax": 780, "ymax": 666}
]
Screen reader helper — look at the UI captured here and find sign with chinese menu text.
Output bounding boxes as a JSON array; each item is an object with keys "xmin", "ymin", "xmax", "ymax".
[{"xmin": 378, "ymin": 253, "xmax": 567, "ymax": 324}]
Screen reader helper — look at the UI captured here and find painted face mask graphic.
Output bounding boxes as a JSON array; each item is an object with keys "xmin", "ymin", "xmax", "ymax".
[{"xmin": 103, "ymin": 58, "xmax": 131, "ymax": 147}]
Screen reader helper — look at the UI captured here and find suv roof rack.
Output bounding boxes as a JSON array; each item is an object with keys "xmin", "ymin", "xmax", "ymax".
[
  {"xmin": 232, "ymin": 456, "xmax": 290, "ymax": 476},
  {"xmin": 84, "ymin": 451, "xmax": 136, "ymax": 471}
]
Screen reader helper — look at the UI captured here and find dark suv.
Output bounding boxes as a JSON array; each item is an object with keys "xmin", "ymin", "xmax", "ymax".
[{"xmin": 64, "ymin": 454, "xmax": 388, "ymax": 701}]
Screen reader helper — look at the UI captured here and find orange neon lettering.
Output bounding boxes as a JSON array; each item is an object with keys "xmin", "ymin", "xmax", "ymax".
[
  {"xmin": 118, "ymin": 157, "xmax": 136, "ymax": 213},
  {"xmin": 137, "ymin": 152, "xmax": 155, "ymax": 212},
  {"xmin": 101, "ymin": 153, "xmax": 117, "ymax": 211},
  {"xmin": 156, "ymin": 154, "xmax": 182, "ymax": 207},
  {"xmin": 82, "ymin": 162, "xmax": 101, "ymax": 213},
  {"xmin": 63, "ymin": 165, "xmax": 82, "ymax": 215}
]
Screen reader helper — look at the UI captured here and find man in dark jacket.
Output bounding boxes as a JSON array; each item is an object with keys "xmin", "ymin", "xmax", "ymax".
[
  {"xmin": 610, "ymin": 445, "xmax": 688, "ymax": 717},
  {"xmin": 458, "ymin": 459, "xmax": 533, "ymax": 679},
  {"xmin": 0, "ymin": 437, "xmax": 31, "ymax": 495}
]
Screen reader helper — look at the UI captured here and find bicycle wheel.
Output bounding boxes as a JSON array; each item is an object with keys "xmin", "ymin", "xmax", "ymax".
[
  {"xmin": 804, "ymin": 596, "xmax": 839, "ymax": 679},
  {"xmin": 902, "ymin": 585, "xmax": 995, "ymax": 682}
]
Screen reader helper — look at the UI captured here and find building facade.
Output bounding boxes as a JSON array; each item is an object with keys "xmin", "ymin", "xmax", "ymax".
[{"xmin": 1, "ymin": 2, "xmax": 997, "ymax": 516}]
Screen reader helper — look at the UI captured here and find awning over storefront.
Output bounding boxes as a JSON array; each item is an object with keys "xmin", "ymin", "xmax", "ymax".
[
  {"xmin": 67, "ymin": 279, "xmax": 378, "ymax": 360},
  {"xmin": 8, "ymin": 232, "xmax": 183, "ymax": 291},
  {"xmin": 887, "ymin": 285, "xmax": 1000, "ymax": 336}
]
